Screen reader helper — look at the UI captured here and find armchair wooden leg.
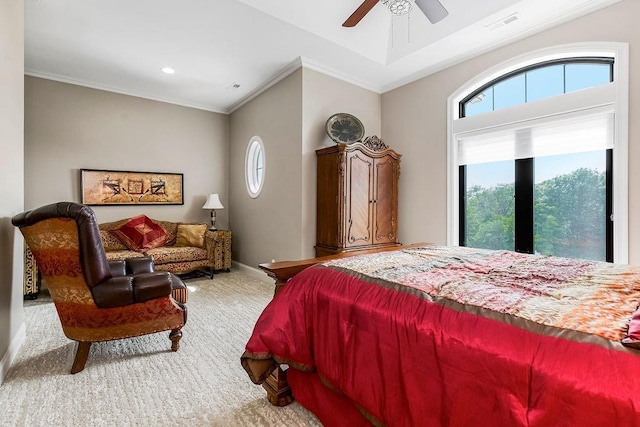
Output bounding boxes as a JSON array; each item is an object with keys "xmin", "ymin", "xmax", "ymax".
[
  {"xmin": 71, "ymin": 341, "xmax": 92, "ymax": 374},
  {"xmin": 169, "ymin": 328, "xmax": 182, "ymax": 352}
]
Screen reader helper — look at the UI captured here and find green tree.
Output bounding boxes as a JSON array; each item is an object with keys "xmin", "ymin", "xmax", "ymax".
[
  {"xmin": 534, "ymin": 167, "xmax": 605, "ymax": 260},
  {"xmin": 466, "ymin": 183, "xmax": 514, "ymax": 250},
  {"xmin": 465, "ymin": 167, "xmax": 606, "ymax": 261}
]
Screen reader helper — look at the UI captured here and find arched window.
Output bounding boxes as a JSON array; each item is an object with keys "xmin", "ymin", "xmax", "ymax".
[
  {"xmin": 460, "ymin": 58, "xmax": 612, "ymax": 117},
  {"xmin": 447, "ymin": 43, "xmax": 629, "ymax": 263},
  {"xmin": 245, "ymin": 136, "xmax": 265, "ymax": 198}
]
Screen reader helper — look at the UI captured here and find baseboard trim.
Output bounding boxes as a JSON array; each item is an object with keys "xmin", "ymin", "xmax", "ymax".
[
  {"xmin": 0, "ymin": 320, "xmax": 26, "ymax": 385},
  {"xmin": 232, "ymin": 261, "xmax": 272, "ymax": 283}
]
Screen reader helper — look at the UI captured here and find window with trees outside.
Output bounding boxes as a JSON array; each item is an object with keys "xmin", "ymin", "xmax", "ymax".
[{"xmin": 448, "ymin": 44, "xmax": 629, "ymax": 263}]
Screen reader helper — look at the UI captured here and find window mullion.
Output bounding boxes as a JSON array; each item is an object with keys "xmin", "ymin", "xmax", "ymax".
[
  {"xmin": 606, "ymin": 149, "xmax": 613, "ymax": 262},
  {"xmin": 458, "ymin": 165, "xmax": 467, "ymax": 246},
  {"xmin": 514, "ymin": 158, "xmax": 534, "ymax": 254}
]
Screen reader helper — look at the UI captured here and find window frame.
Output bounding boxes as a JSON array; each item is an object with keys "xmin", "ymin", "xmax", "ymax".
[
  {"xmin": 245, "ymin": 136, "xmax": 265, "ymax": 198},
  {"xmin": 459, "ymin": 57, "xmax": 614, "ymax": 118},
  {"xmin": 447, "ymin": 42, "xmax": 629, "ymax": 263}
]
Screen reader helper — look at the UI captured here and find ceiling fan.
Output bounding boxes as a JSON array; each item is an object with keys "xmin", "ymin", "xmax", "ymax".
[{"xmin": 343, "ymin": 0, "xmax": 449, "ymax": 27}]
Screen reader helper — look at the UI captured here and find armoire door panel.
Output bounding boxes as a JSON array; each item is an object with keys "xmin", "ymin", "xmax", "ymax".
[
  {"xmin": 374, "ymin": 157, "xmax": 397, "ymax": 244},
  {"xmin": 346, "ymin": 152, "xmax": 372, "ymax": 247}
]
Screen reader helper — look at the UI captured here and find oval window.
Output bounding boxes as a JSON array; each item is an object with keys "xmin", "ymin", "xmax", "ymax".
[{"xmin": 245, "ymin": 136, "xmax": 265, "ymax": 198}]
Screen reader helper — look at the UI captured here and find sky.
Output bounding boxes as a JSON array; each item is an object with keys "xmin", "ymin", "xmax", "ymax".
[
  {"xmin": 466, "ymin": 150, "xmax": 606, "ymax": 188},
  {"xmin": 464, "ymin": 62, "xmax": 610, "ymax": 189}
]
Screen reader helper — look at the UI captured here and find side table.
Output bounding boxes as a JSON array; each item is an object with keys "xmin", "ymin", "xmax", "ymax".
[{"xmin": 210, "ymin": 229, "xmax": 232, "ymax": 272}]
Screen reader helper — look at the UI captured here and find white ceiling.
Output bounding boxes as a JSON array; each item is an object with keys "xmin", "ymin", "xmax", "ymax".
[{"xmin": 24, "ymin": 0, "xmax": 619, "ymax": 114}]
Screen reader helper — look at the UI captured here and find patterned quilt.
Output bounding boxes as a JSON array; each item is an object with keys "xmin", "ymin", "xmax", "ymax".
[
  {"xmin": 243, "ymin": 245, "xmax": 640, "ymax": 426},
  {"xmin": 323, "ymin": 245, "xmax": 640, "ymax": 343}
]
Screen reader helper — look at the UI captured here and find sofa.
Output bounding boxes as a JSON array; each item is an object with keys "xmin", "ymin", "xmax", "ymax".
[
  {"xmin": 23, "ymin": 214, "xmax": 232, "ymax": 298},
  {"xmin": 99, "ymin": 215, "xmax": 231, "ymax": 274}
]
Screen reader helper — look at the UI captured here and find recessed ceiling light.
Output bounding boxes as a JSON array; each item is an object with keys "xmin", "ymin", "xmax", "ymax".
[{"xmin": 161, "ymin": 67, "xmax": 175, "ymax": 74}]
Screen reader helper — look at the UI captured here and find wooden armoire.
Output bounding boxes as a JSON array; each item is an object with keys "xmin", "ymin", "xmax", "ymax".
[{"xmin": 315, "ymin": 136, "xmax": 401, "ymax": 257}]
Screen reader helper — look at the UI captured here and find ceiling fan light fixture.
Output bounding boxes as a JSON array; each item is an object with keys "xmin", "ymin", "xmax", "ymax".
[
  {"xmin": 342, "ymin": 0, "xmax": 448, "ymax": 27},
  {"xmin": 415, "ymin": 0, "xmax": 449, "ymax": 24},
  {"xmin": 382, "ymin": 0, "xmax": 413, "ymax": 16}
]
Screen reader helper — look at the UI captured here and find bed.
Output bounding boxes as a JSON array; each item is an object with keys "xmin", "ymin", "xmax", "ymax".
[{"xmin": 241, "ymin": 244, "xmax": 640, "ymax": 426}]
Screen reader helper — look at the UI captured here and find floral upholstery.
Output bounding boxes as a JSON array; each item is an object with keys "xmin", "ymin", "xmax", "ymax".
[
  {"xmin": 100, "ymin": 229, "xmax": 128, "ymax": 251},
  {"xmin": 13, "ymin": 202, "xmax": 187, "ymax": 373},
  {"xmin": 145, "ymin": 246, "xmax": 208, "ymax": 264},
  {"xmin": 100, "ymin": 218, "xmax": 231, "ymax": 274},
  {"xmin": 105, "ymin": 250, "xmax": 146, "ymax": 261}
]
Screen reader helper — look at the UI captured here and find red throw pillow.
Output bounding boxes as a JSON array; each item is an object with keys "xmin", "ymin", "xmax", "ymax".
[
  {"xmin": 623, "ymin": 305, "xmax": 640, "ymax": 349},
  {"xmin": 110, "ymin": 215, "xmax": 167, "ymax": 251}
]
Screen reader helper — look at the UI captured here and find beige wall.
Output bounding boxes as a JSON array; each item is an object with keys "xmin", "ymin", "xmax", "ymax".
[
  {"xmin": 382, "ymin": 0, "xmax": 640, "ymax": 261},
  {"xmin": 229, "ymin": 67, "xmax": 382, "ymax": 268},
  {"xmin": 0, "ymin": 0, "xmax": 25, "ymax": 383},
  {"xmin": 229, "ymin": 70, "xmax": 304, "ymax": 268},
  {"xmin": 24, "ymin": 77, "xmax": 229, "ymax": 227}
]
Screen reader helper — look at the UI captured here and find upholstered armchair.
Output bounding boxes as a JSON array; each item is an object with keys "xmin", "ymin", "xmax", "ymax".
[{"xmin": 12, "ymin": 202, "xmax": 188, "ymax": 374}]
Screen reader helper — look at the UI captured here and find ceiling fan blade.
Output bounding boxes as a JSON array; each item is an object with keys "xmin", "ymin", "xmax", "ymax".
[
  {"xmin": 415, "ymin": 0, "xmax": 449, "ymax": 24},
  {"xmin": 342, "ymin": 0, "xmax": 379, "ymax": 27}
]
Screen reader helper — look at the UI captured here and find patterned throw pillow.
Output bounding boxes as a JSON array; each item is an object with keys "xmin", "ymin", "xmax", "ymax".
[
  {"xmin": 154, "ymin": 220, "xmax": 178, "ymax": 246},
  {"xmin": 110, "ymin": 215, "xmax": 167, "ymax": 251},
  {"xmin": 176, "ymin": 223, "xmax": 208, "ymax": 248},
  {"xmin": 100, "ymin": 229, "xmax": 128, "ymax": 251}
]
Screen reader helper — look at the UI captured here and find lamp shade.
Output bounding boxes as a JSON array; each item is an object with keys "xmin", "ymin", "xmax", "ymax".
[{"xmin": 202, "ymin": 194, "xmax": 224, "ymax": 210}]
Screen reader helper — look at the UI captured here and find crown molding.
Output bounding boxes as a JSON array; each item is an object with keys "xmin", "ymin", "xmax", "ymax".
[
  {"xmin": 24, "ymin": 69, "xmax": 228, "ymax": 114},
  {"xmin": 227, "ymin": 57, "xmax": 304, "ymax": 114},
  {"xmin": 299, "ymin": 56, "xmax": 381, "ymax": 94},
  {"xmin": 227, "ymin": 56, "xmax": 382, "ymax": 114}
]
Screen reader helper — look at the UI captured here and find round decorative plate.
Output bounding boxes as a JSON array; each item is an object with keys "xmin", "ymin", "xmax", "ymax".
[{"xmin": 325, "ymin": 113, "xmax": 365, "ymax": 144}]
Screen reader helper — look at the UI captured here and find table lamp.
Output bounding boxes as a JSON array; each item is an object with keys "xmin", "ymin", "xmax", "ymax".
[{"xmin": 202, "ymin": 194, "xmax": 224, "ymax": 230}]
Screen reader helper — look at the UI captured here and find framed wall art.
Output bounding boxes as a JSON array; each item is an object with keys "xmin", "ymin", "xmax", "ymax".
[{"xmin": 80, "ymin": 169, "xmax": 184, "ymax": 206}]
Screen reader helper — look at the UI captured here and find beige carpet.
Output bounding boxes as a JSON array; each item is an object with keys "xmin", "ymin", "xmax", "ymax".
[{"xmin": 0, "ymin": 270, "xmax": 321, "ymax": 427}]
